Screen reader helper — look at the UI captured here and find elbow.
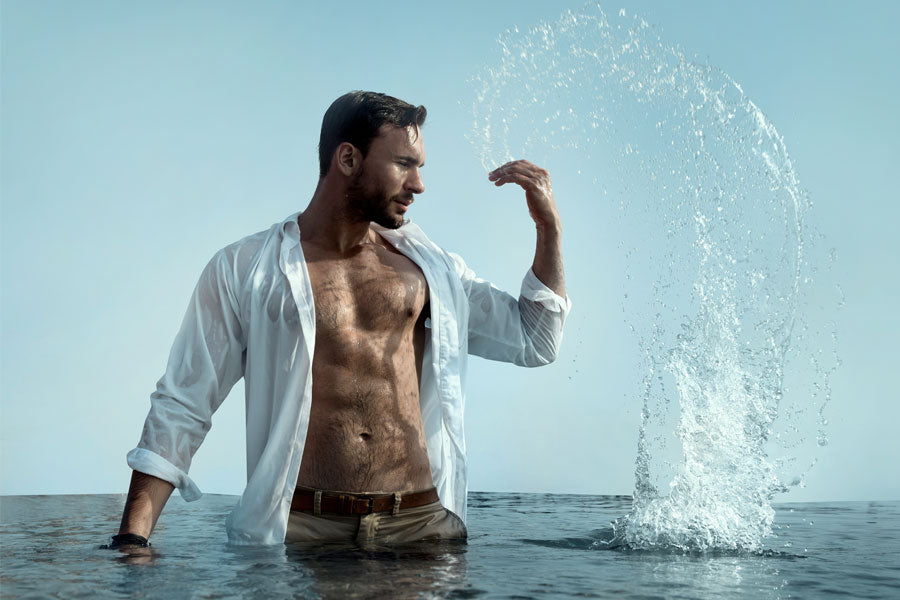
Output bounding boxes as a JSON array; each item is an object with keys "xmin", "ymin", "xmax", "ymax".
[
  {"xmin": 518, "ymin": 306, "xmax": 568, "ymax": 368},
  {"xmin": 520, "ymin": 341, "xmax": 562, "ymax": 367},
  {"xmin": 523, "ymin": 356, "xmax": 555, "ymax": 368}
]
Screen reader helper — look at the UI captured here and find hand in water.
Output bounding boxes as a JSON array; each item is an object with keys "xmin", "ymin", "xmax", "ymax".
[
  {"xmin": 100, "ymin": 535, "xmax": 155, "ymax": 564},
  {"xmin": 488, "ymin": 160, "xmax": 560, "ymax": 229}
]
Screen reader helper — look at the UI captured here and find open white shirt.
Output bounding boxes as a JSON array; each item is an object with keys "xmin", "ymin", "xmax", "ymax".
[{"xmin": 127, "ymin": 213, "xmax": 571, "ymax": 544}]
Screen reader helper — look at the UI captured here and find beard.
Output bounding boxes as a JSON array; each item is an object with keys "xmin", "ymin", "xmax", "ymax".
[{"xmin": 346, "ymin": 165, "xmax": 409, "ymax": 230}]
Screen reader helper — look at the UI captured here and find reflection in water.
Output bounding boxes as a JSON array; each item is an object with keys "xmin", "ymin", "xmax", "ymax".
[
  {"xmin": 106, "ymin": 535, "xmax": 471, "ymax": 598},
  {"xmin": 281, "ymin": 541, "xmax": 469, "ymax": 599},
  {"xmin": 521, "ymin": 525, "xmax": 806, "ymax": 600},
  {"xmin": 637, "ymin": 553, "xmax": 791, "ymax": 600},
  {"xmin": 469, "ymin": 2, "xmax": 839, "ymax": 552},
  {"xmin": 110, "ymin": 545, "xmax": 156, "ymax": 566}
]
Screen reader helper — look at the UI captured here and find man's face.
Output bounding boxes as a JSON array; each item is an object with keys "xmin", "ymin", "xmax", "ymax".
[{"xmin": 347, "ymin": 125, "xmax": 426, "ymax": 229}]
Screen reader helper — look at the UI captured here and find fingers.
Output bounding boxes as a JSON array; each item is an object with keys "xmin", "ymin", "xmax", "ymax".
[
  {"xmin": 490, "ymin": 158, "xmax": 542, "ymax": 171},
  {"xmin": 491, "ymin": 171, "xmax": 536, "ymax": 188},
  {"xmin": 489, "ymin": 160, "xmax": 548, "ymax": 179},
  {"xmin": 488, "ymin": 159, "xmax": 550, "ymax": 189},
  {"xmin": 486, "ymin": 159, "xmax": 558, "ymax": 227},
  {"xmin": 491, "ymin": 159, "xmax": 545, "ymax": 173}
]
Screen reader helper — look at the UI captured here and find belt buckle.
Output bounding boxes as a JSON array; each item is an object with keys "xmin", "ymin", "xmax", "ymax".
[{"xmin": 336, "ymin": 493, "xmax": 377, "ymax": 514}]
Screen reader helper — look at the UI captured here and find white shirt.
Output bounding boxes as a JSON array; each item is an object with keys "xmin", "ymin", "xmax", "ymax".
[{"xmin": 127, "ymin": 212, "xmax": 571, "ymax": 544}]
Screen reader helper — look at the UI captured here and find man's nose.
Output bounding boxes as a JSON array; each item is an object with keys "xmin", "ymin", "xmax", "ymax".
[{"xmin": 405, "ymin": 168, "xmax": 425, "ymax": 195}]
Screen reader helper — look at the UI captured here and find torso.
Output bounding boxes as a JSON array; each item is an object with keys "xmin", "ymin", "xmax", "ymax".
[{"xmin": 296, "ymin": 229, "xmax": 433, "ymax": 493}]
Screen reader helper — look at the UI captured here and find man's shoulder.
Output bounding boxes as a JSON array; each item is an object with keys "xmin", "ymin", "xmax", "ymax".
[
  {"xmin": 213, "ymin": 215, "xmax": 293, "ymax": 277},
  {"xmin": 221, "ymin": 225, "xmax": 278, "ymax": 256}
]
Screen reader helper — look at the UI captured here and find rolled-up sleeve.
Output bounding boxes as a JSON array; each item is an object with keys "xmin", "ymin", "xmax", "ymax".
[
  {"xmin": 451, "ymin": 253, "xmax": 572, "ymax": 367},
  {"xmin": 127, "ymin": 249, "xmax": 246, "ymax": 501}
]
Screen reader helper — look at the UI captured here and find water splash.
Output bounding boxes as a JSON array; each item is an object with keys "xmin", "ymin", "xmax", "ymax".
[{"xmin": 469, "ymin": 3, "xmax": 839, "ymax": 552}]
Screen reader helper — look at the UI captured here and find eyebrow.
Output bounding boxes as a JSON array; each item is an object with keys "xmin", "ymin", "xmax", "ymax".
[{"xmin": 395, "ymin": 154, "xmax": 425, "ymax": 168}]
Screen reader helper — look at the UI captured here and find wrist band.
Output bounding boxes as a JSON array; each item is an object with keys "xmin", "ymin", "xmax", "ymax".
[{"xmin": 109, "ymin": 533, "xmax": 151, "ymax": 548}]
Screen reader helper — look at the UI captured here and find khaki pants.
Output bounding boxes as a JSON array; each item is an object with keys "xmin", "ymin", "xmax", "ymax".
[{"xmin": 285, "ymin": 500, "xmax": 467, "ymax": 544}]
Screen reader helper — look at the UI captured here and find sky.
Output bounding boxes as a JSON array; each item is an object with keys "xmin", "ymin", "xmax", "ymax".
[{"xmin": 2, "ymin": 0, "xmax": 898, "ymax": 503}]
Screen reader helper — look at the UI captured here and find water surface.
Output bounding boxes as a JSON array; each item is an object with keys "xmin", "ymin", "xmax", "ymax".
[{"xmin": 2, "ymin": 493, "xmax": 898, "ymax": 599}]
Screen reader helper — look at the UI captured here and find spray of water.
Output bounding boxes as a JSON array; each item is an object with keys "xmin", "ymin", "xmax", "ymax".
[{"xmin": 469, "ymin": 3, "xmax": 839, "ymax": 552}]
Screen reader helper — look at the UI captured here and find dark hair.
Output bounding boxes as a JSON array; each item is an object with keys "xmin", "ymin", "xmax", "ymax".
[{"xmin": 318, "ymin": 91, "xmax": 427, "ymax": 177}]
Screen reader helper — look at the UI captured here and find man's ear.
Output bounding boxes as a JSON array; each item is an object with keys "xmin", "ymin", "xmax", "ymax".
[{"xmin": 335, "ymin": 142, "xmax": 362, "ymax": 176}]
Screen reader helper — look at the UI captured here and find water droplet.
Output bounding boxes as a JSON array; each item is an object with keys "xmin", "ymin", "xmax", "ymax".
[{"xmin": 469, "ymin": 1, "xmax": 835, "ymax": 553}]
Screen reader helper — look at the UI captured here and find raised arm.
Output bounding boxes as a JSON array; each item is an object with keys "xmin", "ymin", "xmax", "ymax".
[
  {"xmin": 456, "ymin": 160, "xmax": 570, "ymax": 367},
  {"xmin": 488, "ymin": 160, "xmax": 566, "ymax": 297}
]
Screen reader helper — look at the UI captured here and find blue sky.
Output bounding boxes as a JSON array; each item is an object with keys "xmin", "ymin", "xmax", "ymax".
[{"xmin": 2, "ymin": 0, "xmax": 898, "ymax": 502}]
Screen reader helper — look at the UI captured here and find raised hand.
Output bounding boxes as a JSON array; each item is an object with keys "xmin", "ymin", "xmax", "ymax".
[
  {"xmin": 487, "ymin": 159, "xmax": 565, "ymax": 297},
  {"xmin": 488, "ymin": 160, "xmax": 560, "ymax": 231}
]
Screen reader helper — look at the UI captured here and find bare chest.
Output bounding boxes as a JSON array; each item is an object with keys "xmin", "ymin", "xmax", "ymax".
[{"xmin": 303, "ymin": 241, "xmax": 429, "ymax": 333}]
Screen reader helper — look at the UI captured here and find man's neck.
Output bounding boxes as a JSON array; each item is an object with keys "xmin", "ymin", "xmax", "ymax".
[{"xmin": 299, "ymin": 179, "xmax": 374, "ymax": 253}]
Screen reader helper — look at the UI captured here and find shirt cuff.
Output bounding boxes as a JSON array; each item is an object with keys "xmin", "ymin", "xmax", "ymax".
[
  {"xmin": 521, "ymin": 268, "xmax": 572, "ymax": 313},
  {"xmin": 127, "ymin": 447, "xmax": 203, "ymax": 502}
]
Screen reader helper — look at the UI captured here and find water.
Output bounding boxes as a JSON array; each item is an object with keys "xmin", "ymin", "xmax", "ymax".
[
  {"xmin": 469, "ymin": 3, "xmax": 840, "ymax": 552},
  {"xmin": 0, "ymin": 5, "xmax": 864, "ymax": 597},
  {"xmin": 1, "ymin": 493, "xmax": 898, "ymax": 599}
]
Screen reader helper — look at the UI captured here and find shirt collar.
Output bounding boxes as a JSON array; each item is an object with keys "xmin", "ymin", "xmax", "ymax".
[
  {"xmin": 282, "ymin": 211, "xmax": 416, "ymax": 247},
  {"xmin": 278, "ymin": 212, "xmax": 303, "ymax": 255}
]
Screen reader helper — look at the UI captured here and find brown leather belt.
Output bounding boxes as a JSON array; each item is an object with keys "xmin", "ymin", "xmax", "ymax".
[{"xmin": 291, "ymin": 487, "xmax": 439, "ymax": 516}]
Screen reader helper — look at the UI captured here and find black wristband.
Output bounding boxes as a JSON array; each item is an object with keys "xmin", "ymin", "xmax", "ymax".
[{"xmin": 108, "ymin": 533, "xmax": 151, "ymax": 548}]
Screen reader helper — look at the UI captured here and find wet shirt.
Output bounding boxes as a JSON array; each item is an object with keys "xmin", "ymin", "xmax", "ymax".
[{"xmin": 127, "ymin": 213, "xmax": 572, "ymax": 544}]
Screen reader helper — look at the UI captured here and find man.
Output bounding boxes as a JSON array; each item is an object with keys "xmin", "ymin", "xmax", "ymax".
[{"xmin": 109, "ymin": 91, "xmax": 570, "ymax": 548}]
